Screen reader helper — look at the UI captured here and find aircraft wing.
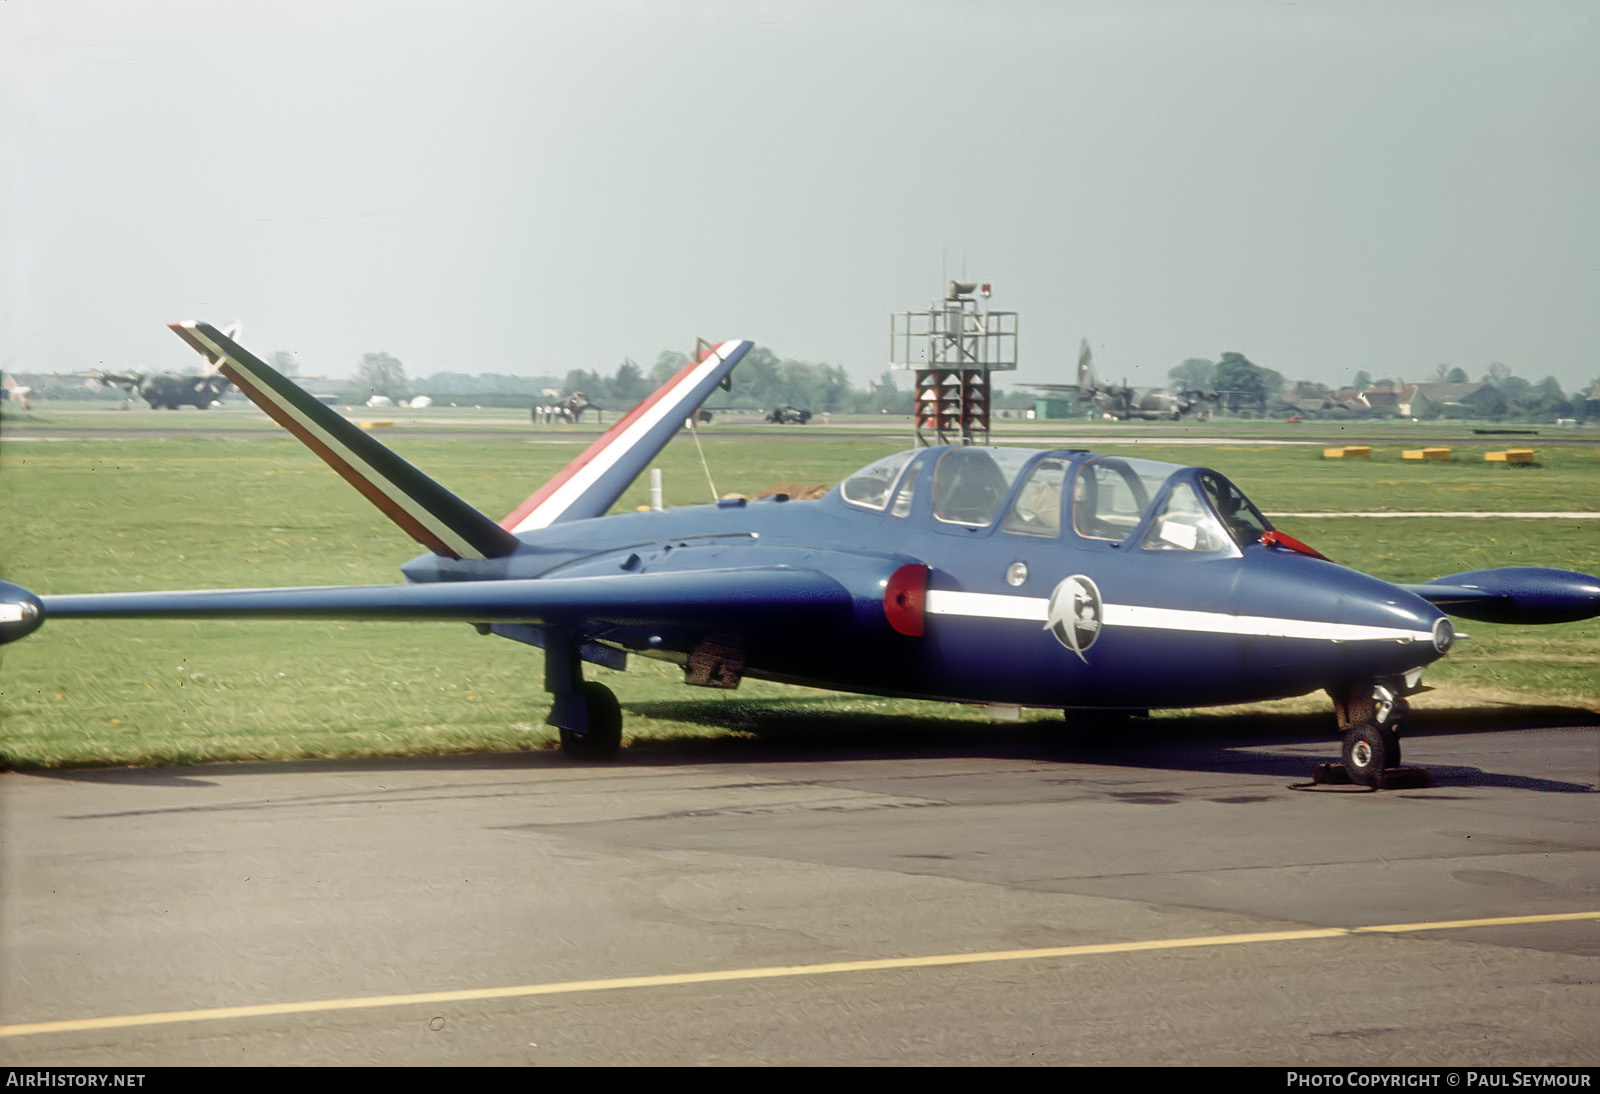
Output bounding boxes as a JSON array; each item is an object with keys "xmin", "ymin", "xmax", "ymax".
[{"xmin": 18, "ymin": 567, "xmax": 852, "ymax": 633}]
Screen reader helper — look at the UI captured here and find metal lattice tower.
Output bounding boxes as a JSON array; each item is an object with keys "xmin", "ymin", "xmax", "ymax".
[{"xmin": 891, "ymin": 281, "xmax": 1018, "ymax": 446}]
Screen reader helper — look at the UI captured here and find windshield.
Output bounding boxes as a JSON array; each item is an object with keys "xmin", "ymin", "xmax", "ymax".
[
  {"xmin": 1141, "ymin": 481, "xmax": 1232, "ymax": 552},
  {"xmin": 1198, "ymin": 471, "xmax": 1272, "ymax": 544},
  {"xmin": 1133, "ymin": 469, "xmax": 1273, "ymax": 553}
]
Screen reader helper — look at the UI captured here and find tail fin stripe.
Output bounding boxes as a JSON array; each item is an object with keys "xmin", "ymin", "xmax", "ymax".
[
  {"xmin": 172, "ymin": 323, "xmax": 519, "ymax": 560},
  {"xmin": 224, "ymin": 363, "xmax": 468, "ymax": 558},
  {"xmin": 503, "ymin": 340, "xmax": 750, "ymax": 533}
]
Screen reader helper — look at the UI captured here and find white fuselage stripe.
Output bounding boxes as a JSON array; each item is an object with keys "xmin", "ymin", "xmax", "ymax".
[
  {"xmin": 925, "ymin": 590, "xmax": 1047, "ymax": 622},
  {"xmin": 1102, "ymin": 604, "xmax": 1431, "ymax": 643},
  {"xmin": 923, "ymin": 590, "xmax": 1432, "ymax": 643},
  {"xmin": 511, "ymin": 341, "xmax": 740, "ymax": 534},
  {"xmin": 185, "ymin": 327, "xmax": 481, "ymax": 560}
]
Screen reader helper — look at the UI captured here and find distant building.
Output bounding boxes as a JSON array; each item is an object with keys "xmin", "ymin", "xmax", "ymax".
[
  {"xmin": 1407, "ymin": 382, "xmax": 1505, "ymax": 418},
  {"xmin": 1356, "ymin": 381, "xmax": 1505, "ymax": 418},
  {"xmin": 1359, "ymin": 383, "xmax": 1409, "ymax": 415},
  {"xmin": 1332, "ymin": 387, "xmax": 1370, "ymax": 414},
  {"xmin": 1276, "ymin": 383, "xmax": 1339, "ymax": 414}
]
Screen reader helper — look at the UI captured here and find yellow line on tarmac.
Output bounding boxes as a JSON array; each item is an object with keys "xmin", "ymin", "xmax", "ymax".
[
  {"xmin": 3, "ymin": 910, "xmax": 1597, "ymax": 1039},
  {"xmin": 1353, "ymin": 911, "xmax": 1600, "ymax": 934}
]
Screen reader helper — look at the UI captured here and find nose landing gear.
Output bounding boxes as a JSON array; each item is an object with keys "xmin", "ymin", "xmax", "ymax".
[
  {"xmin": 1340, "ymin": 721, "xmax": 1400, "ymax": 787},
  {"xmin": 1306, "ymin": 678, "xmax": 1431, "ymax": 790}
]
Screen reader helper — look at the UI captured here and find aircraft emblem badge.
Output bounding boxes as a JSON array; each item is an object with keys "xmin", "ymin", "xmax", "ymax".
[{"xmin": 1046, "ymin": 574, "xmax": 1102, "ymax": 661}]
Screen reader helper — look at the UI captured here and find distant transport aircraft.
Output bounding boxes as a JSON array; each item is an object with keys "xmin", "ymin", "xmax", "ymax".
[
  {"xmin": 3, "ymin": 322, "xmax": 1596, "ymax": 788},
  {"xmin": 1028, "ymin": 340, "xmax": 1222, "ymax": 421},
  {"xmin": 83, "ymin": 321, "xmax": 243, "ymax": 409},
  {"xmin": 88, "ymin": 369, "xmax": 233, "ymax": 410}
]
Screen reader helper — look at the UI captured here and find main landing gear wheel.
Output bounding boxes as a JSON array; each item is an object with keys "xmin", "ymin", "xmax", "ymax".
[
  {"xmin": 558, "ymin": 681, "xmax": 622, "ymax": 761},
  {"xmin": 1340, "ymin": 722, "xmax": 1399, "ymax": 788}
]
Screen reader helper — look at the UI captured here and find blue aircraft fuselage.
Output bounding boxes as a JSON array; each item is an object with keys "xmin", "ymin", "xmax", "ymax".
[{"xmin": 402, "ymin": 446, "xmax": 1451, "ymax": 713}]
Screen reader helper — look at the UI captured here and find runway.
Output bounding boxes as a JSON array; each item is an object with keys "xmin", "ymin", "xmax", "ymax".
[
  {"xmin": 6, "ymin": 403, "xmax": 1599, "ymax": 449},
  {"xmin": 3, "ymin": 712, "xmax": 1596, "ymax": 1066}
]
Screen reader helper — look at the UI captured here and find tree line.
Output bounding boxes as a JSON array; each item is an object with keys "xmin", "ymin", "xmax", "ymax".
[
  {"xmin": 1167, "ymin": 352, "xmax": 1596, "ymax": 422},
  {"xmin": 112, "ymin": 344, "xmax": 1588, "ymax": 423},
  {"xmin": 337, "ymin": 346, "xmax": 912, "ymax": 414},
  {"xmin": 16, "ymin": 340, "xmax": 1587, "ymax": 423}
]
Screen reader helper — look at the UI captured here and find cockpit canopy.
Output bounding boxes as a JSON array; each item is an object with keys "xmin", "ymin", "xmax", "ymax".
[{"xmin": 838, "ymin": 447, "xmax": 1272, "ymax": 552}]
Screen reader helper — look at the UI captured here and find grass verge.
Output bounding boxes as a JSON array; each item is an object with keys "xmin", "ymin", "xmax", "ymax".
[{"xmin": 2, "ymin": 433, "xmax": 1595, "ymax": 768}]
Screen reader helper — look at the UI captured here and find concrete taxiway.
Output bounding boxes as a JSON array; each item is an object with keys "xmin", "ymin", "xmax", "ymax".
[{"xmin": 2, "ymin": 712, "xmax": 1596, "ymax": 1066}]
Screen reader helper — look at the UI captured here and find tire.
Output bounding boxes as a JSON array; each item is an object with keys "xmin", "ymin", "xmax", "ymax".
[
  {"xmin": 559, "ymin": 681, "xmax": 622, "ymax": 761},
  {"xmin": 1341, "ymin": 722, "xmax": 1398, "ymax": 787}
]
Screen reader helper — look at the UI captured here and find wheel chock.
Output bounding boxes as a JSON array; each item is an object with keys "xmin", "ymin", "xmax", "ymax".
[
  {"xmin": 1291, "ymin": 763, "xmax": 1434, "ymax": 792},
  {"xmin": 1376, "ymin": 766, "xmax": 1434, "ymax": 789}
]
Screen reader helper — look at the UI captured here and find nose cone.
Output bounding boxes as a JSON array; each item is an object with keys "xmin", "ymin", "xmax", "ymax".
[
  {"xmin": 1238, "ymin": 551, "xmax": 1450, "ymax": 678},
  {"xmin": 0, "ymin": 582, "xmax": 45, "ymax": 645}
]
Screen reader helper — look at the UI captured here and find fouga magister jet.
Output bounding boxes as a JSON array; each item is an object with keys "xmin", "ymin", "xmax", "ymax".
[{"xmin": 2, "ymin": 323, "xmax": 1597, "ymax": 787}]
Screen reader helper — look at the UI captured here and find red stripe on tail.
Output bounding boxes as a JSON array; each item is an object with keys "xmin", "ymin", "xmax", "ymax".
[{"xmin": 500, "ymin": 348, "xmax": 723, "ymax": 531}]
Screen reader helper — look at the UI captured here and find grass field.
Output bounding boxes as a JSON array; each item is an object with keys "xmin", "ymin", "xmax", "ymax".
[{"xmin": 2, "ymin": 414, "xmax": 1596, "ymax": 768}]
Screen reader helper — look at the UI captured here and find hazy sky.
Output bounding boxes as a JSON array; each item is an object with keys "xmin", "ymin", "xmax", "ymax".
[{"xmin": 5, "ymin": 0, "xmax": 1597, "ymax": 391}]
